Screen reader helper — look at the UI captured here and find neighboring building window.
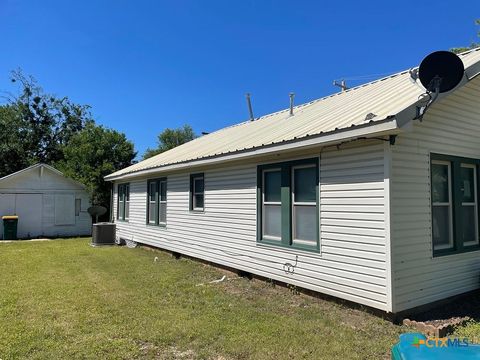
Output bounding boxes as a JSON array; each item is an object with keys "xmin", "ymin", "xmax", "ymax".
[
  {"xmin": 257, "ymin": 158, "xmax": 319, "ymax": 252},
  {"xmin": 147, "ymin": 178, "xmax": 167, "ymax": 226},
  {"xmin": 190, "ymin": 173, "xmax": 205, "ymax": 211},
  {"xmin": 431, "ymin": 154, "xmax": 480, "ymax": 256},
  {"xmin": 75, "ymin": 199, "xmax": 81, "ymax": 216},
  {"xmin": 117, "ymin": 183, "xmax": 130, "ymax": 221}
]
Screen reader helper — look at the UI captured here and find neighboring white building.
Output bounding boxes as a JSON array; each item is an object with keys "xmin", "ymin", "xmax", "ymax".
[
  {"xmin": 105, "ymin": 48, "xmax": 480, "ymax": 314},
  {"xmin": 0, "ymin": 164, "xmax": 91, "ymax": 239}
]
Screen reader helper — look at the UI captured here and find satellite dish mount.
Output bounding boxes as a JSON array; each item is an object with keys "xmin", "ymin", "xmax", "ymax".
[
  {"xmin": 414, "ymin": 51, "xmax": 464, "ymax": 121},
  {"xmin": 88, "ymin": 205, "xmax": 107, "ymax": 223}
]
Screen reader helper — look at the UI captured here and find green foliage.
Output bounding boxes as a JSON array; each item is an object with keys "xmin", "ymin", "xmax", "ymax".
[
  {"xmin": 451, "ymin": 19, "xmax": 480, "ymax": 54},
  {"xmin": 56, "ymin": 122, "xmax": 136, "ymax": 206},
  {"xmin": 454, "ymin": 319, "xmax": 480, "ymax": 343},
  {"xmin": 0, "ymin": 105, "xmax": 30, "ymax": 176},
  {"xmin": 143, "ymin": 124, "xmax": 196, "ymax": 160},
  {"xmin": 0, "ymin": 70, "xmax": 94, "ymax": 169},
  {"xmin": 0, "ymin": 70, "xmax": 136, "ymax": 210},
  {"xmin": 0, "ymin": 239, "xmax": 404, "ymax": 359}
]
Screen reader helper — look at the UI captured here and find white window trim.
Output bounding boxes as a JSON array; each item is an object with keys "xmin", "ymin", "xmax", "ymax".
[
  {"xmin": 432, "ymin": 160, "xmax": 453, "ymax": 250},
  {"xmin": 262, "ymin": 168, "xmax": 282, "ymax": 241},
  {"xmin": 461, "ymin": 163, "xmax": 479, "ymax": 246},
  {"xmin": 291, "ymin": 164, "xmax": 317, "ymax": 246}
]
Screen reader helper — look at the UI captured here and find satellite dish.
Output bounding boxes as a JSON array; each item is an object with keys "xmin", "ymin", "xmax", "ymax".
[
  {"xmin": 88, "ymin": 206, "xmax": 107, "ymax": 223},
  {"xmin": 418, "ymin": 51, "xmax": 464, "ymax": 93}
]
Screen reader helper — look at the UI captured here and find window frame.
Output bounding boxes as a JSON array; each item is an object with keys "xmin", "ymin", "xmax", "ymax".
[
  {"xmin": 146, "ymin": 178, "xmax": 167, "ymax": 227},
  {"xmin": 291, "ymin": 163, "xmax": 318, "ymax": 247},
  {"xmin": 262, "ymin": 167, "xmax": 282, "ymax": 242},
  {"xmin": 117, "ymin": 183, "xmax": 130, "ymax": 222},
  {"xmin": 190, "ymin": 173, "xmax": 205, "ymax": 212},
  {"xmin": 159, "ymin": 179, "xmax": 167, "ymax": 225},
  {"xmin": 75, "ymin": 198, "xmax": 81, "ymax": 217},
  {"xmin": 257, "ymin": 158, "xmax": 319, "ymax": 253},
  {"xmin": 431, "ymin": 160, "xmax": 454, "ymax": 250},
  {"xmin": 461, "ymin": 163, "xmax": 479, "ymax": 247},
  {"xmin": 431, "ymin": 153, "xmax": 480, "ymax": 257}
]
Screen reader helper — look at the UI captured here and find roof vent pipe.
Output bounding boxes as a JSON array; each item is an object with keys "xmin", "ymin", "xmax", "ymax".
[
  {"xmin": 245, "ymin": 93, "xmax": 254, "ymax": 121},
  {"xmin": 289, "ymin": 92, "xmax": 295, "ymax": 116}
]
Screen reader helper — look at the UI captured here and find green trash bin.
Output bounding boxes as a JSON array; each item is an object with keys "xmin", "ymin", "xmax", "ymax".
[{"xmin": 2, "ymin": 216, "xmax": 18, "ymax": 240}]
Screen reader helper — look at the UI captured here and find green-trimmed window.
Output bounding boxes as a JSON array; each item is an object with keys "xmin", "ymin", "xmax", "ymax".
[
  {"xmin": 257, "ymin": 158, "xmax": 319, "ymax": 252},
  {"xmin": 147, "ymin": 178, "xmax": 167, "ymax": 226},
  {"xmin": 190, "ymin": 173, "xmax": 204, "ymax": 211},
  {"xmin": 431, "ymin": 154, "xmax": 480, "ymax": 256},
  {"xmin": 117, "ymin": 183, "xmax": 130, "ymax": 221}
]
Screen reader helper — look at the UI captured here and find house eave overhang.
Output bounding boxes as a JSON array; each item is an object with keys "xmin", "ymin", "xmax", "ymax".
[{"xmin": 105, "ymin": 118, "xmax": 400, "ymax": 182}]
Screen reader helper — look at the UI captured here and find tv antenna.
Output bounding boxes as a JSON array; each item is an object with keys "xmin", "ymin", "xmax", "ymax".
[{"xmin": 333, "ymin": 79, "xmax": 348, "ymax": 92}]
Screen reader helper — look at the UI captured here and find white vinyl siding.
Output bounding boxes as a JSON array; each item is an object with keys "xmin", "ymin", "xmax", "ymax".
[
  {"xmin": 391, "ymin": 76, "xmax": 480, "ymax": 312},
  {"xmin": 113, "ymin": 142, "xmax": 389, "ymax": 311}
]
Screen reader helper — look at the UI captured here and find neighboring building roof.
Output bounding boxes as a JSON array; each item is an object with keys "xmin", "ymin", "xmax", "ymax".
[
  {"xmin": 0, "ymin": 163, "xmax": 86, "ymax": 189},
  {"xmin": 106, "ymin": 48, "xmax": 480, "ymax": 181}
]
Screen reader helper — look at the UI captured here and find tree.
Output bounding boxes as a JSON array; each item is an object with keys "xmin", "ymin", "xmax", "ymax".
[
  {"xmin": 451, "ymin": 19, "xmax": 480, "ymax": 54},
  {"xmin": 0, "ymin": 105, "xmax": 30, "ymax": 177},
  {"xmin": 143, "ymin": 124, "xmax": 196, "ymax": 160},
  {"xmin": 57, "ymin": 122, "xmax": 136, "ymax": 208},
  {"xmin": 0, "ymin": 70, "xmax": 93, "ymax": 177}
]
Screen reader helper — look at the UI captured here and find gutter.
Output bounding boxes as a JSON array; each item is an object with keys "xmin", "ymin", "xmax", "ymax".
[{"xmin": 105, "ymin": 118, "xmax": 400, "ymax": 181}]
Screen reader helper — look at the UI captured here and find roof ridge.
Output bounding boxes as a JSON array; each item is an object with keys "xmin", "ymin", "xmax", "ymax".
[
  {"xmin": 206, "ymin": 49, "xmax": 479, "ymax": 133},
  {"xmin": 203, "ymin": 68, "xmax": 410, "ymax": 137}
]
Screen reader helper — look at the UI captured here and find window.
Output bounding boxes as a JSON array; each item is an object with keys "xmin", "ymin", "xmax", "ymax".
[
  {"xmin": 117, "ymin": 183, "xmax": 130, "ymax": 221},
  {"xmin": 292, "ymin": 165, "xmax": 317, "ymax": 246},
  {"xmin": 461, "ymin": 164, "xmax": 478, "ymax": 246},
  {"xmin": 431, "ymin": 154, "xmax": 480, "ymax": 256},
  {"xmin": 147, "ymin": 178, "xmax": 167, "ymax": 226},
  {"xmin": 257, "ymin": 158, "xmax": 319, "ymax": 252},
  {"xmin": 431, "ymin": 160, "xmax": 453, "ymax": 250},
  {"xmin": 262, "ymin": 169, "xmax": 282, "ymax": 240},
  {"xmin": 190, "ymin": 174, "xmax": 205, "ymax": 211},
  {"xmin": 75, "ymin": 199, "xmax": 81, "ymax": 216}
]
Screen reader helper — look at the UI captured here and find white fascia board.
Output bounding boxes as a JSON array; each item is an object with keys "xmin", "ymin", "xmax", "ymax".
[{"xmin": 105, "ymin": 119, "xmax": 399, "ymax": 182}]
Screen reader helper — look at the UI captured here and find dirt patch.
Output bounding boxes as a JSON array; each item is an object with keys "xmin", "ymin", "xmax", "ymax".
[{"xmin": 402, "ymin": 291, "xmax": 480, "ymax": 336}]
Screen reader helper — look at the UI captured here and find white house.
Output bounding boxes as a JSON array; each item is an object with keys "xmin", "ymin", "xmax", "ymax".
[
  {"xmin": 105, "ymin": 48, "xmax": 480, "ymax": 314},
  {"xmin": 0, "ymin": 164, "xmax": 92, "ymax": 239}
]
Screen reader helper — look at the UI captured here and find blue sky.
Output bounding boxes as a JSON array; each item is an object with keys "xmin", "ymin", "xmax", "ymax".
[{"xmin": 1, "ymin": 1, "xmax": 479, "ymax": 157}]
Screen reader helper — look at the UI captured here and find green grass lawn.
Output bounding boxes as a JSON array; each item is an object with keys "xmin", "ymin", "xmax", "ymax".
[{"xmin": 0, "ymin": 238, "xmax": 404, "ymax": 359}]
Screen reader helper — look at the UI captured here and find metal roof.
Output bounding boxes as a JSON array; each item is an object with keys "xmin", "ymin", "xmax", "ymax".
[{"xmin": 107, "ymin": 48, "xmax": 480, "ymax": 180}]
